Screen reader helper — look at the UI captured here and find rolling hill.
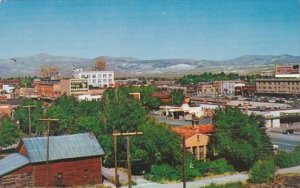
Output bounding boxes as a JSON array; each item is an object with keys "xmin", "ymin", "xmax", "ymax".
[{"xmin": 0, "ymin": 53, "xmax": 300, "ymax": 78}]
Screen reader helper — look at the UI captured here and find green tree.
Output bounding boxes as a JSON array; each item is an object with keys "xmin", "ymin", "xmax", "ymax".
[
  {"xmin": 171, "ymin": 89, "xmax": 184, "ymax": 106},
  {"xmin": 101, "ymin": 88, "xmax": 146, "ymax": 132},
  {"xmin": 213, "ymin": 108, "xmax": 272, "ymax": 170},
  {"xmin": 14, "ymin": 99, "xmax": 44, "ymax": 135},
  {"xmin": 0, "ymin": 117, "xmax": 21, "ymax": 147},
  {"xmin": 46, "ymin": 95, "xmax": 79, "ymax": 135}
]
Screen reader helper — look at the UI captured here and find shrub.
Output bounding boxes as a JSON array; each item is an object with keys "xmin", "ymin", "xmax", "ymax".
[
  {"xmin": 194, "ymin": 158, "xmax": 234, "ymax": 176},
  {"xmin": 145, "ymin": 164, "xmax": 180, "ymax": 182},
  {"xmin": 209, "ymin": 158, "xmax": 235, "ymax": 174},
  {"xmin": 275, "ymin": 150, "xmax": 300, "ymax": 168},
  {"xmin": 249, "ymin": 159, "xmax": 276, "ymax": 183},
  {"xmin": 204, "ymin": 182, "xmax": 245, "ymax": 188}
]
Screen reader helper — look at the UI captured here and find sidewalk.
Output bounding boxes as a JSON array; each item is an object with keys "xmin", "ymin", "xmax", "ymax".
[{"xmin": 118, "ymin": 165, "xmax": 300, "ymax": 188}]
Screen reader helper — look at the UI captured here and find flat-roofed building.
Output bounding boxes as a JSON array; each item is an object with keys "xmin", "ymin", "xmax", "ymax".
[
  {"xmin": 256, "ymin": 79, "xmax": 300, "ymax": 95},
  {"xmin": 73, "ymin": 69, "xmax": 114, "ymax": 88}
]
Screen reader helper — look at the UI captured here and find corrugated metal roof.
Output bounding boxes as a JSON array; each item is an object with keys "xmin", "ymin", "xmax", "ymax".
[
  {"xmin": 0, "ymin": 153, "xmax": 30, "ymax": 177},
  {"xmin": 22, "ymin": 132, "xmax": 105, "ymax": 163}
]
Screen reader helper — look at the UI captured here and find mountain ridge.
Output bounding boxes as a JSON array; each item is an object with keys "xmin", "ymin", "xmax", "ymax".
[{"xmin": 1, "ymin": 54, "xmax": 300, "ymax": 77}]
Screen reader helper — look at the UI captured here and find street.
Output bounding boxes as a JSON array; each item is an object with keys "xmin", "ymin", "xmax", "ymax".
[{"xmin": 268, "ymin": 131, "xmax": 300, "ymax": 152}]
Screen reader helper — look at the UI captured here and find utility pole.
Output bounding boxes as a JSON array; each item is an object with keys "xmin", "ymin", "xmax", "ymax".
[
  {"xmin": 40, "ymin": 118, "xmax": 59, "ymax": 188},
  {"xmin": 112, "ymin": 131, "xmax": 143, "ymax": 188},
  {"xmin": 182, "ymin": 135, "xmax": 186, "ymax": 188},
  {"xmin": 23, "ymin": 105, "xmax": 36, "ymax": 137},
  {"xmin": 113, "ymin": 130, "xmax": 119, "ymax": 188}
]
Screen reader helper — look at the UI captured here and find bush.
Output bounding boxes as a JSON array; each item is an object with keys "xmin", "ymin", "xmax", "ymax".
[
  {"xmin": 249, "ymin": 159, "xmax": 276, "ymax": 183},
  {"xmin": 194, "ymin": 158, "xmax": 234, "ymax": 176},
  {"xmin": 145, "ymin": 164, "xmax": 180, "ymax": 182},
  {"xmin": 209, "ymin": 158, "xmax": 235, "ymax": 174},
  {"xmin": 275, "ymin": 150, "xmax": 300, "ymax": 168},
  {"xmin": 204, "ymin": 182, "xmax": 245, "ymax": 188}
]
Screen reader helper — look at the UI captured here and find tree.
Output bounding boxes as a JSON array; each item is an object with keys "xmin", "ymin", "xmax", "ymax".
[
  {"xmin": 14, "ymin": 99, "xmax": 44, "ymax": 135},
  {"xmin": 46, "ymin": 95, "xmax": 79, "ymax": 135},
  {"xmin": 212, "ymin": 108, "xmax": 273, "ymax": 170},
  {"xmin": 101, "ymin": 88, "xmax": 146, "ymax": 133},
  {"xmin": 171, "ymin": 89, "xmax": 184, "ymax": 106},
  {"xmin": 0, "ymin": 117, "xmax": 21, "ymax": 147}
]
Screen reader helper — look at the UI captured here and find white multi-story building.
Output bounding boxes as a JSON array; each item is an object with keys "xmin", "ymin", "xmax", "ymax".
[{"xmin": 73, "ymin": 69, "xmax": 115, "ymax": 88}]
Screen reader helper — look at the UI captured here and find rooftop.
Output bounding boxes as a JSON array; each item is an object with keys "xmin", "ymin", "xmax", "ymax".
[
  {"xmin": 22, "ymin": 132, "xmax": 105, "ymax": 163},
  {"xmin": 171, "ymin": 124, "xmax": 215, "ymax": 138},
  {"xmin": 0, "ymin": 153, "xmax": 30, "ymax": 177}
]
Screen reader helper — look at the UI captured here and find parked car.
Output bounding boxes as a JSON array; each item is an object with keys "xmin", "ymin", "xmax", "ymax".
[{"xmin": 282, "ymin": 129, "xmax": 295, "ymax": 134}]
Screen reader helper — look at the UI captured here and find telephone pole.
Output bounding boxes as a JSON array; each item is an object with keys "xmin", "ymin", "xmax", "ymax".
[
  {"xmin": 40, "ymin": 118, "xmax": 59, "ymax": 188},
  {"xmin": 182, "ymin": 135, "xmax": 186, "ymax": 188},
  {"xmin": 23, "ymin": 105, "xmax": 36, "ymax": 137},
  {"xmin": 112, "ymin": 131, "xmax": 143, "ymax": 188},
  {"xmin": 113, "ymin": 130, "xmax": 119, "ymax": 188}
]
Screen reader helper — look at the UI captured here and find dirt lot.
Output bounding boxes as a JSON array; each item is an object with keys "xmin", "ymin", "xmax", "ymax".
[{"xmin": 248, "ymin": 174, "xmax": 300, "ymax": 188}]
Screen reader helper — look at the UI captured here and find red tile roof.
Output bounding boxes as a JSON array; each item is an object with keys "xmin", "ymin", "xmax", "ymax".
[
  {"xmin": 152, "ymin": 92, "xmax": 170, "ymax": 99},
  {"xmin": 171, "ymin": 124, "xmax": 215, "ymax": 138}
]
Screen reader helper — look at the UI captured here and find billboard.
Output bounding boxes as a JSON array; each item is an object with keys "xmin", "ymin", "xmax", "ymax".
[
  {"xmin": 276, "ymin": 65, "xmax": 299, "ymax": 75},
  {"xmin": 70, "ymin": 79, "xmax": 88, "ymax": 93}
]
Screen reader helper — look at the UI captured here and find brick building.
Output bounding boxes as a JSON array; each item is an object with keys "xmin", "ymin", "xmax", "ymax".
[
  {"xmin": 0, "ymin": 133, "xmax": 105, "ymax": 187},
  {"xmin": 0, "ymin": 104, "xmax": 11, "ymax": 118},
  {"xmin": 35, "ymin": 83, "xmax": 60, "ymax": 99}
]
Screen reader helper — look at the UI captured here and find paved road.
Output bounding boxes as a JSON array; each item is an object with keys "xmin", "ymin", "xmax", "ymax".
[
  {"xmin": 126, "ymin": 173, "xmax": 248, "ymax": 188},
  {"xmin": 267, "ymin": 131, "xmax": 300, "ymax": 152},
  {"xmin": 122, "ymin": 166, "xmax": 300, "ymax": 188}
]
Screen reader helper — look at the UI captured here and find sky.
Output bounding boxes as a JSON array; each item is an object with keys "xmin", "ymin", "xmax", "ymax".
[{"xmin": 0, "ymin": 0, "xmax": 299, "ymax": 60}]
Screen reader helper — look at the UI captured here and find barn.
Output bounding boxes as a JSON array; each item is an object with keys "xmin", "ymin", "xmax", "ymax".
[{"xmin": 0, "ymin": 132, "xmax": 105, "ymax": 187}]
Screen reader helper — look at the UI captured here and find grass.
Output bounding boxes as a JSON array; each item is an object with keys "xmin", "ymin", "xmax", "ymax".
[{"xmin": 203, "ymin": 182, "xmax": 246, "ymax": 188}]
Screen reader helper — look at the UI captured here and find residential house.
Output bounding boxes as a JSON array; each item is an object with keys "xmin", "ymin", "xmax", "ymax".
[{"xmin": 172, "ymin": 125, "xmax": 215, "ymax": 160}]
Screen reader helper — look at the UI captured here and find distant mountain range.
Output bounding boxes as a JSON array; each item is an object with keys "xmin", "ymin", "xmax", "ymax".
[{"xmin": 1, "ymin": 53, "xmax": 300, "ymax": 78}]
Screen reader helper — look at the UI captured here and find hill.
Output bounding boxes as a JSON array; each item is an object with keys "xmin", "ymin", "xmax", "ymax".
[{"xmin": 1, "ymin": 54, "xmax": 300, "ymax": 77}]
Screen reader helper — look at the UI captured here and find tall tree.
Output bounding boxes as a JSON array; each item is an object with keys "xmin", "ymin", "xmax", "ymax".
[
  {"xmin": 0, "ymin": 117, "xmax": 21, "ymax": 147},
  {"xmin": 14, "ymin": 99, "xmax": 44, "ymax": 135},
  {"xmin": 212, "ymin": 107, "xmax": 272, "ymax": 170}
]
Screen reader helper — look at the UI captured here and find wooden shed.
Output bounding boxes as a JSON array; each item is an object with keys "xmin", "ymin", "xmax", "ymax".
[{"xmin": 0, "ymin": 132, "xmax": 105, "ymax": 187}]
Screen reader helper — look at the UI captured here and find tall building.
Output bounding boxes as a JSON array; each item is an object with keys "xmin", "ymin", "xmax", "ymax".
[
  {"xmin": 73, "ymin": 69, "xmax": 115, "ymax": 88},
  {"xmin": 256, "ymin": 79, "xmax": 300, "ymax": 95}
]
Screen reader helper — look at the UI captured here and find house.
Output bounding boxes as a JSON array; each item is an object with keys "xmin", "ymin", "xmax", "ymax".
[
  {"xmin": 172, "ymin": 124, "xmax": 215, "ymax": 160},
  {"xmin": 152, "ymin": 92, "xmax": 171, "ymax": 103},
  {"xmin": 0, "ymin": 104, "xmax": 11, "ymax": 118},
  {"xmin": 0, "ymin": 133, "xmax": 105, "ymax": 187}
]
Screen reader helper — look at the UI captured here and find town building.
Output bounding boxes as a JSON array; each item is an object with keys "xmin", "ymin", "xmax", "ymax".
[
  {"xmin": 73, "ymin": 69, "xmax": 115, "ymax": 88},
  {"xmin": 0, "ymin": 104, "xmax": 11, "ymax": 118},
  {"xmin": 0, "ymin": 133, "xmax": 105, "ymax": 187},
  {"xmin": 60, "ymin": 78, "xmax": 89, "ymax": 96},
  {"xmin": 152, "ymin": 92, "xmax": 171, "ymax": 103},
  {"xmin": 172, "ymin": 125, "xmax": 215, "ymax": 160},
  {"xmin": 19, "ymin": 88, "xmax": 38, "ymax": 99},
  {"xmin": 256, "ymin": 79, "xmax": 300, "ymax": 96},
  {"xmin": 35, "ymin": 83, "xmax": 60, "ymax": 100},
  {"xmin": 275, "ymin": 65, "xmax": 300, "ymax": 78}
]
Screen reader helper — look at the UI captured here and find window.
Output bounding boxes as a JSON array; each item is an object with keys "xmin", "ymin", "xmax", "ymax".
[
  {"xmin": 103, "ymin": 74, "xmax": 107, "ymax": 78},
  {"xmin": 192, "ymin": 147, "xmax": 197, "ymax": 159},
  {"xmin": 92, "ymin": 74, "xmax": 96, "ymax": 78},
  {"xmin": 108, "ymin": 74, "xmax": 112, "ymax": 78},
  {"xmin": 199, "ymin": 146, "xmax": 205, "ymax": 160},
  {"xmin": 109, "ymin": 79, "xmax": 112, "ymax": 83},
  {"xmin": 84, "ymin": 169, "xmax": 89, "ymax": 177}
]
